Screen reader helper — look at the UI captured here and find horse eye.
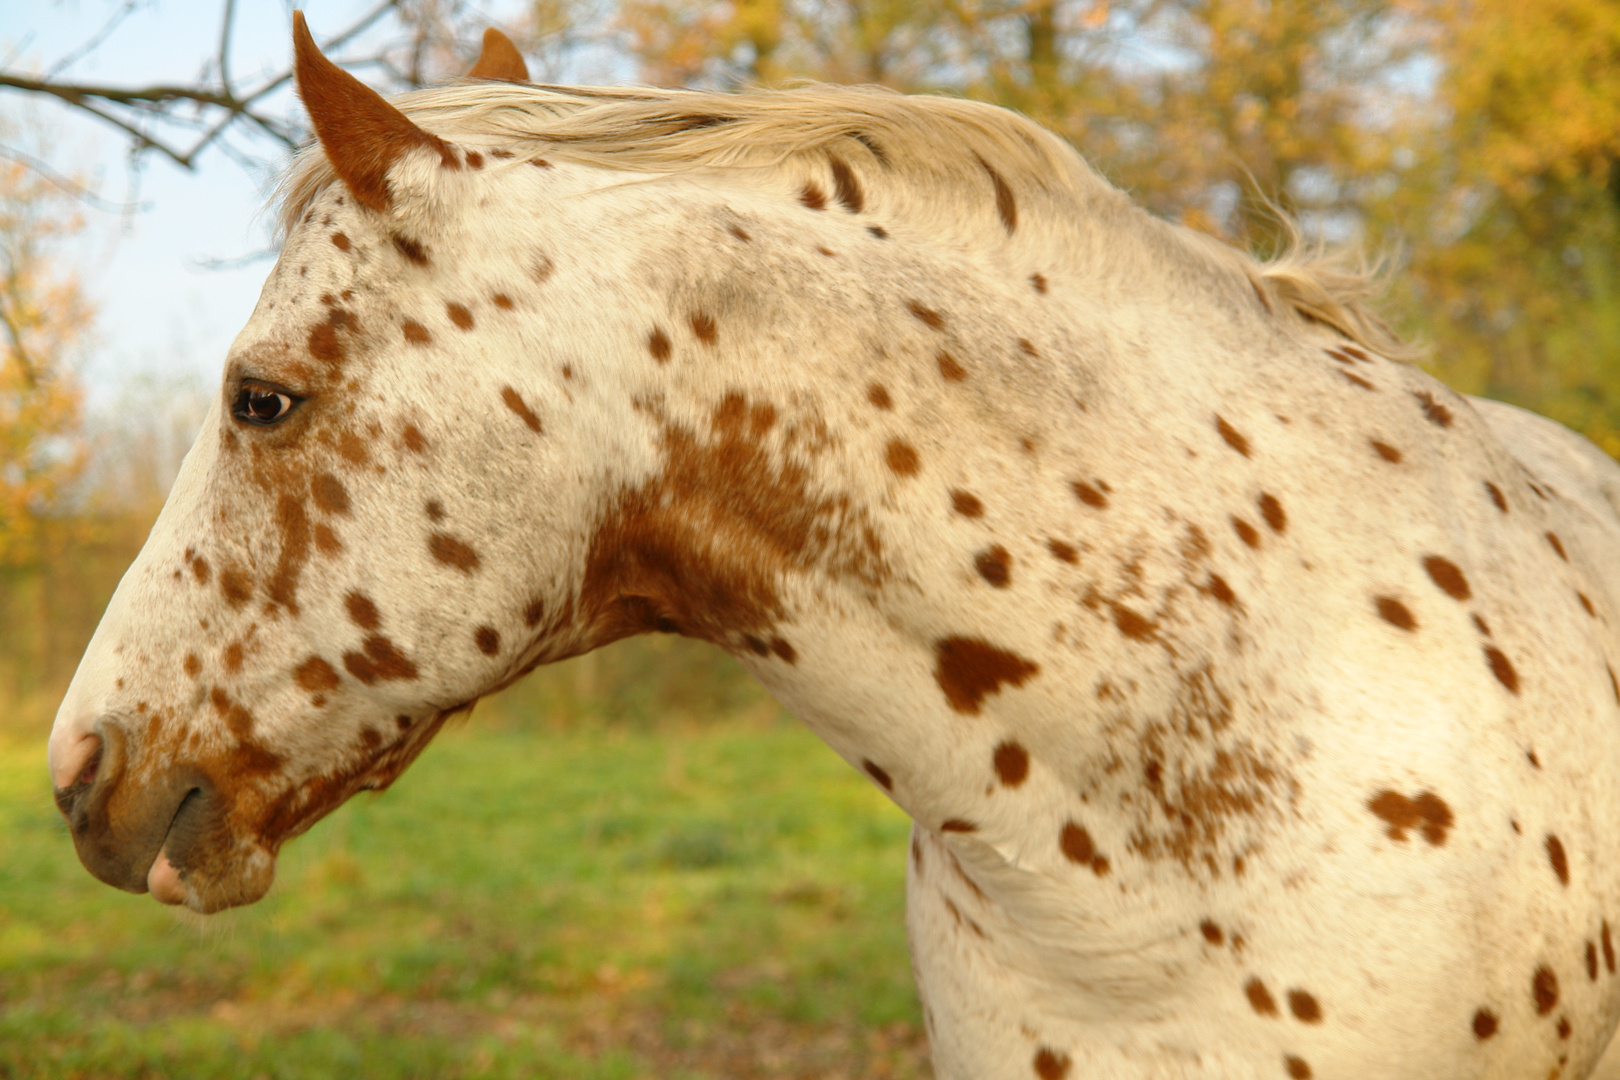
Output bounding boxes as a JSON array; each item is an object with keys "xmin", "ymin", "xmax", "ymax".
[{"xmin": 232, "ymin": 383, "xmax": 299, "ymax": 426}]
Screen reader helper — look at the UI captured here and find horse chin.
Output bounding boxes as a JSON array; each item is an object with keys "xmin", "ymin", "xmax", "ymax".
[{"xmin": 157, "ymin": 841, "xmax": 277, "ymax": 914}]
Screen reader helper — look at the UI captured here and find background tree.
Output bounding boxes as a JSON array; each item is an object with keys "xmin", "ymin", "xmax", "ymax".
[{"xmin": 0, "ymin": 140, "xmax": 89, "ymax": 569}]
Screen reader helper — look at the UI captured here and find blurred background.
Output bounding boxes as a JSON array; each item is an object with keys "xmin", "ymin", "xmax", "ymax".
[{"xmin": 1, "ymin": 0, "xmax": 1617, "ymax": 1076}]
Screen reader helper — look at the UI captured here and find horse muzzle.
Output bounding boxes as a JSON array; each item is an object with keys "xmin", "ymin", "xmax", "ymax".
[{"xmin": 52, "ymin": 718, "xmax": 275, "ymax": 913}]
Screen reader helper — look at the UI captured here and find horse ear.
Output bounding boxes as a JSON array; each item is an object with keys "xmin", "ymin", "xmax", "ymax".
[
  {"xmin": 467, "ymin": 28, "xmax": 529, "ymax": 82},
  {"xmin": 292, "ymin": 10, "xmax": 458, "ymax": 215}
]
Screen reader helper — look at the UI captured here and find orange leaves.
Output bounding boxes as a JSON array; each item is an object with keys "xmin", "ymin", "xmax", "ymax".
[{"xmin": 0, "ymin": 155, "xmax": 89, "ymax": 568}]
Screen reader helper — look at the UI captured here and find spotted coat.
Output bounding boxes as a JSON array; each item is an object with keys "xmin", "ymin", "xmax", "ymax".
[{"xmin": 46, "ymin": 17, "xmax": 1620, "ymax": 1080}]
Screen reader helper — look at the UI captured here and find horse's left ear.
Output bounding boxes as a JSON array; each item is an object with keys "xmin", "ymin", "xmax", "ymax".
[
  {"xmin": 293, "ymin": 10, "xmax": 459, "ymax": 215},
  {"xmin": 467, "ymin": 28, "xmax": 529, "ymax": 82}
]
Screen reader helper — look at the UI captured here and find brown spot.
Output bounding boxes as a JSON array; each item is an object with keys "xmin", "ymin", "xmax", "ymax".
[
  {"xmin": 391, "ymin": 233, "xmax": 428, "ymax": 265},
  {"xmin": 1414, "ymin": 389, "xmax": 1454, "ymax": 427},
  {"xmin": 492, "ymin": 293, "xmax": 513, "ymax": 310},
  {"xmin": 1341, "ymin": 370, "xmax": 1375, "ymax": 390},
  {"xmin": 727, "ymin": 223, "xmax": 750, "ymax": 242},
  {"xmin": 223, "ymin": 642, "xmax": 244, "ymax": 672},
  {"xmin": 1473, "ymin": 1008, "xmax": 1499, "ymax": 1039},
  {"xmin": 1588, "ymin": 941, "xmax": 1599, "ymax": 981},
  {"xmin": 1287, "ymin": 990, "xmax": 1322, "ymax": 1023},
  {"xmin": 474, "ymin": 626, "xmax": 501, "ymax": 656},
  {"xmin": 1032, "ymin": 1047, "xmax": 1070, "ymax": 1079},
  {"xmin": 1534, "ymin": 965, "xmax": 1559, "ymax": 1015},
  {"xmin": 1547, "ymin": 532, "xmax": 1568, "ymax": 560},
  {"xmin": 937, "ymin": 351, "xmax": 966, "ymax": 381},
  {"xmin": 1486, "ymin": 481, "xmax": 1508, "ymax": 512},
  {"xmin": 690, "ymin": 312, "xmax": 718, "ymax": 345},
  {"xmin": 1018, "ymin": 337, "xmax": 1038, "ymax": 357},
  {"xmin": 975, "ymin": 545, "xmax": 1012, "ymax": 588},
  {"xmin": 337, "ymin": 430, "xmax": 369, "ymax": 466},
  {"xmin": 524, "ymin": 596, "xmax": 546, "ymax": 628},
  {"xmin": 331, "ymin": 232, "xmax": 351, "ymax": 252},
  {"xmin": 220, "ymin": 565, "xmax": 253, "ymax": 607},
  {"xmin": 190, "ymin": 556, "xmax": 211, "ymax": 585},
  {"xmin": 799, "ymin": 182, "xmax": 827, "ymax": 210},
  {"xmin": 402, "ymin": 424, "xmax": 428, "ymax": 453},
  {"xmin": 266, "ymin": 494, "xmax": 311, "ymax": 613},
  {"xmin": 311, "ymin": 473, "xmax": 350, "ymax": 515},
  {"xmin": 307, "ymin": 313, "xmax": 346, "ymax": 366},
  {"xmin": 1059, "ymin": 821, "xmax": 1108, "ymax": 875},
  {"xmin": 1375, "ymin": 596, "xmax": 1417, "ymax": 631},
  {"xmin": 1604, "ymin": 921, "xmax": 1615, "ymax": 973},
  {"xmin": 1421, "ymin": 556, "xmax": 1471, "ymax": 600},
  {"xmin": 501, "ymin": 386, "xmax": 543, "ymax": 433},
  {"xmin": 867, "ymin": 225, "xmax": 888, "ymax": 239},
  {"xmin": 1112, "ymin": 604, "xmax": 1155, "ymax": 641},
  {"xmin": 342, "ymin": 635, "xmax": 419, "ymax": 685},
  {"xmin": 183, "ymin": 653, "xmax": 202, "ymax": 678},
  {"xmin": 1030, "ymin": 273, "xmax": 1048, "ymax": 294},
  {"xmin": 951, "ymin": 490, "xmax": 984, "ymax": 518},
  {"xmin": 1232, "ymin": 517, "xmax": 1260, "ymax": 548},
  {"xmin": 934, "ymin": 635, "xmax": 1039, "ymax": 714},
  {"xmin": 345, "ymin": 591, "xmax": 380, "ymax": 631},
  {"xmin": 1200, "ymin": 920, "xmax": 1224, "ymax": 944},
  {"xmin": 531, "ymin": 253, "xmax": 554, "ymax": 282},
  {"xmin": 828, "ymin": 155, "xmax": 863, "ymax": 213},
  {"xmin": 429, "ymin": 532, "xmax": 481, "ymax": 572},
  {"xmin": 1371, "ymin": 439, "xmax": 1403, "ymax": 463},
  {"xmin": 867, "ymin": 383, "xmax": 892, "ymax": 409},
  {"xmin": 862, "ymin": 759, "xmax": 893, "ymax": 790},
  {"xmin": 817, "ymin": 245, "xmax": 836, "ymax": 257},
  {"xmin": 1048, "ymin": 539, "xmax": 1078, "ymax": 563},
  {"xmin": 1558, "ymin": 1016, "xmax": 1572, "ymax": 1040},
  {"xmin": 1258, "ymin": 493, "xmax": 1286, "ymax": 533},
  {"xmin": 1547, "ymin": 834, "xmax": 1569, "ymax": 885},
  {"xmin": 1368, "ymin": 789, "xmax": 1453, "ymax": 844},
  {"xmin": 530, "ymin": 157, "xmax": 551, "ymax": 168},
  {"xmin": 993, "ymin": 741, "xmax": 1029, "ymax": 786},
  {"xmin": 425, "ymin": 499, "xmax": 445, "ymax": 523},
  {"xmin": 647, "ymin": 327, "xmax": 672, "ymax": 362},
  {"xmin": 940, "ymin": 819, "xmax": 977, "ymax": 833},
  {"xmin": 1208, "ymin": 574, "xmax": 1237, "ymax": 606},
  {"xmin": 1245, "ymin": 978, "xmax": 1279, "ymax": 1016},
  {"xmin": 770, "ymin": 637, "xmax": 797, "ymax": 664},
  {"xmin": 295, "ymin": 655, "xmax": 341, "ymax": 693},
  {"xmin": 1072, "ymin": 481, "xmax": 1108, "ymax": 508},
  {"xmin": 446, "ymin": 302, "xmax": 474, "ymax": 330},
  {"xmin": 1473, "ymin": 614, "xmax": 1492, "ymax": 636},
  {"xmin": 1529, "ymin": 750, "xmax": 1542, "ymax": 768},
  {"xmin": 1215, "ymin": 415, "xmax": 1251, "ymax": 457},
  {"xmin": 1578, "ymin": 592, "xmax": 1595, "ymax": 616},
  {"xmin": 1485, "ymin": 647, "xmax": 1520, "ymax": 693},
  {"xmin": 974, "ymin": 156, "xmax": 1016, "ymax": 232},
  {"xmin": 906, "ymin": 300, "xmax": 945, "ymax": 331},
  {"xmin": 885, "ymin": 440, "xmax": 920, "ymax": 477},
  {"xmin": 1284, "ymin": 1056, "xmax": 1312, "ymax": 1080}
]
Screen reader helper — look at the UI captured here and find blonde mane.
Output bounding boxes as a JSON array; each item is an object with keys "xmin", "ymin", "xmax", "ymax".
[{"xmin": 277, "ymin": 81, "xmax": 1414, "ymax": 361}]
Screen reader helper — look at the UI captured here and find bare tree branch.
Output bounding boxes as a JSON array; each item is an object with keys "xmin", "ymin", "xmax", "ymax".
[
  {"xmin": 0, "ymin": 145, "xmax": 151, "ymax": 215},
  {"xmin": 0, "ymin": 0, "xmax": 407, "ymax": 173}
]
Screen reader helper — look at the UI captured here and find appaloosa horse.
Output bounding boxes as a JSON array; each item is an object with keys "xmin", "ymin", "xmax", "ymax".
[{"xmin": 48, "ymin": 15, "xmax": 1620, "ymax": 1079}]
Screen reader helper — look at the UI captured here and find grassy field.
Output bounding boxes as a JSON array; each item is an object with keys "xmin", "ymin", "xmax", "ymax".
[{"xmin": 0, "ymin": 662, "xmax": 929, "ymax": 1079}]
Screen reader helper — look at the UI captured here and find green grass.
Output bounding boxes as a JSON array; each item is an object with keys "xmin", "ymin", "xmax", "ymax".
[{"xmin": 0, "ymin": 706, "xmax": 927, "ymax": 1079}]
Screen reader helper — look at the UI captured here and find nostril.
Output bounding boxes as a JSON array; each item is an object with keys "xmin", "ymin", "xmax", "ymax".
[
  {"xmin": 50, "ymin": 730, "xmax": 105, "ymax": 796},
  {"xmin": 77, "ymin": 747, "xmax": 103, "ymax": 788}
]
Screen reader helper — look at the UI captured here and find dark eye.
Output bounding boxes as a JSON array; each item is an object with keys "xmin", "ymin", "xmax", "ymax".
[{"xmin": 232, "ymin": 382, "xmax": 300, "ymax": 426}]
